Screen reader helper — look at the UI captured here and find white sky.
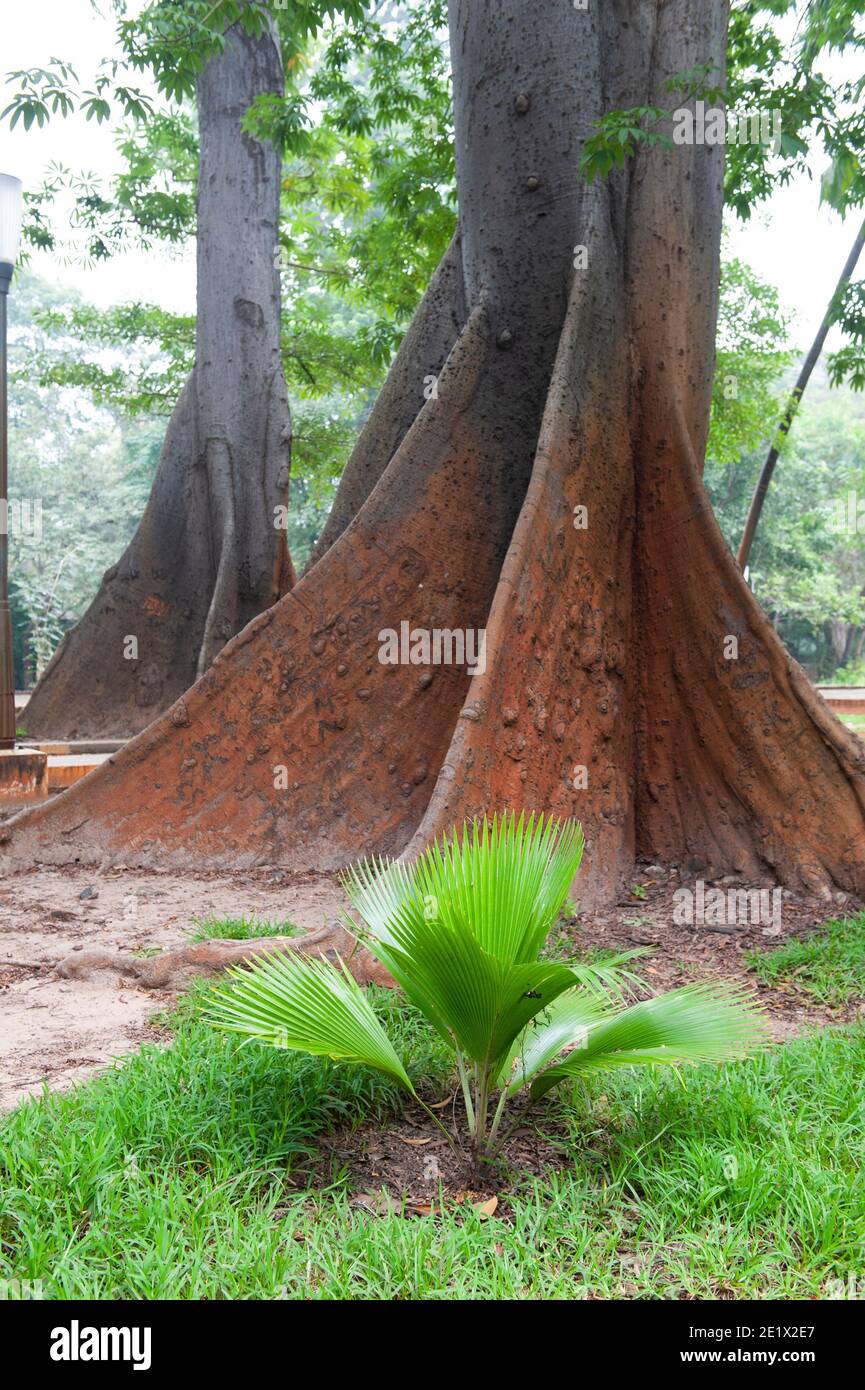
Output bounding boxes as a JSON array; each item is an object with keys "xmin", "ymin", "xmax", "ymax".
[
  {"xmin": 0, "ymin": 0, "xmax": 196, "ymax": 312},
  {"xmin": 0, "ymin": 0, "xmax": 860, "ymax": 351}
]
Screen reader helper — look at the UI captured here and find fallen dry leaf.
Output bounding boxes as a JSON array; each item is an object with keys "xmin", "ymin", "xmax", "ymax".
[{"xmin": 351, "ymin": 1191, "xmax": 396, "ymax": 1216}]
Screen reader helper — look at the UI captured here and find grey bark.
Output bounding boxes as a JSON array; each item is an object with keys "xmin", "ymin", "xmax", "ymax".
[
  {"xmin": 311, "ymin": 0, "xmax": 598, "ymax": 574},
  {"xmin": 20, "ymin": 17, "xmax": 292, "ymax": 740}
]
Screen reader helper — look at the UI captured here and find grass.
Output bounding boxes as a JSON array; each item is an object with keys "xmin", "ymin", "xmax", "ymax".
[
  {"xmin": 2, "ymin": 979, "xmax": 864, "ymax": 1299},
  {"xmin": 747, "ymin": 912, "xmax": 865, "ymax": 1007},
  {"xmin": 839, "ymin": 713, "xmax": 865, "ymax": 732},
  {"xmin": 187, "ymin": 915, "xmax": 299, "ymax": 943}
]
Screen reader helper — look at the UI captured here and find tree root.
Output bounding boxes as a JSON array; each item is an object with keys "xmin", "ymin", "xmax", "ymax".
[{"xmin": 55, "ymin": 922, "xmax": 393, "ymax": 992}]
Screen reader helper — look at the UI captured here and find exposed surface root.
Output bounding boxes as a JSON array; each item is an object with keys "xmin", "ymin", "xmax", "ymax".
[{"xmin": 55, "ymin": 922, "xmax": 392, "ymax": 991}]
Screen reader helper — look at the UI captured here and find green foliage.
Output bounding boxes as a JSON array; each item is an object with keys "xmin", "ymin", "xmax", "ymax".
[
  {"xmin": 2, "ymin": 56, "xmax": 154, "ymax": 133},
  {"xmin": 211, "ymin": 951, "xmax": 415, "ymax": 1092},
  {"xmin": 725, "ymin": 2, "xmax": 865, "ymax": 223},
  {"xmin": 580, "ymin": 2, "xmax": 865, "ymax": 391},
  {"xmin": 580, "ymin": 64, "xmax": 724, "ymax": 183},
  {"xmin": 187, "ymin": 916, "xmax": 299, "ymax": 943},
  {"xmin": 2, "ymin": 3, "xmax": 368, "ymax": 142},
  {"xmin": 835, "ymin": 658, "xmax": 865, "ymax": 683},
  {"xmin": 747, "ymin": 912, "xmax": 865, "ymax": 1007},
  {"xmin": 578, "ymin": 104, "xmax": 673, "ymax": 184},
  {"xmin": 113, "ymin": 110, "xmax": 198, "ymax": 246},
  {"xmin": 706, "ymin": 372, "xmax": 865, "ymax": 672},
  {"xmin": 27, "ymin": 300, "xmax": 195, "ymax": 414},
  {"xmin": 8, "ymin": 3, "xmax": 455, "ymax": 570},
  {"xmin": 528, "ymin": 984, "xmax": 770, "ymax": 1099},
  {"xmin": 6, "ymin": 274, "xmax": 160, "ymax": 684},
  {"xmin": 206, "ymin": 815, "xmax": 768, "ymax": 1157},
  {"xmin": 828, "ymin": 278, "xmax": 865, "ymax": 391},
  {"xmin": 708, "ymin": 254, "xmax": 793, "ymax": 465}
]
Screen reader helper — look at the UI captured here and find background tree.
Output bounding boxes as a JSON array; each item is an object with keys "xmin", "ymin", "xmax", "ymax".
[
  {"xmin": 22, "ymin": 1, "xmax": 453, "ymax": 538},
  {"xmin": 12, "ymin": 3, "xmax": 294, "ymax": 737},
  {"xmin": 707, "ymin": 375, "xmax": 865, "ymax": 679},
  {"xmin": 737, "ymin": 217, "xmax": 865, "ymax": 571},
  {"xmin": 578, "ymin": 0, "xmax": 865, "ymax": 574},
  {"xmin": 6, "ymin": 2, "xmax": 455, "ymax": 733}
]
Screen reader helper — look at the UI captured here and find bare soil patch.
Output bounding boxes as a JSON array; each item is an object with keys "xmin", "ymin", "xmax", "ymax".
[
  {"xmin": 311, "ymin": 1108, "xmax": 563, "ymax": 1213},
  {"xmin": 0, "ymin": 865, "xmax": 343, "ymax": 1110}
]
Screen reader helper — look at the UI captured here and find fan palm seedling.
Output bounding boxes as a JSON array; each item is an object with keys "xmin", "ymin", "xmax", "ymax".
[{"xmin": 205, "ymin": 814, "xmax": 769, "ymax": 1159}]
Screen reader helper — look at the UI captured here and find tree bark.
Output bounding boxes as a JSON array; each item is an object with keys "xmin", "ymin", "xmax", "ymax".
[
  {"xmin": 4, "ymin": 0, "xmax": 864, "ymax": 908},
  {"xmin": 19, "ymin": 17, "xmax": 293, "ymax": 740}
]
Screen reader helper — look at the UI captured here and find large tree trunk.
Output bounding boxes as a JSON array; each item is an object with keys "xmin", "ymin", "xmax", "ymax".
[
  {"xmin": 19, "ymin": 17, "xmax": 293, "ymax": 741},
  {"xmin": 3, "ymin": 0, "xmax": 864, "ymax": 908}
]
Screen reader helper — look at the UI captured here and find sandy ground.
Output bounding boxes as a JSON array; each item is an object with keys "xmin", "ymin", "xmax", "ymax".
[
  {"xmin": 0, "ymin": 859, "xmax": 861, "ymax": 1114},
  {"xmin": 0, "ymin": 865, "xmax": 344, "ymax": 1111}
]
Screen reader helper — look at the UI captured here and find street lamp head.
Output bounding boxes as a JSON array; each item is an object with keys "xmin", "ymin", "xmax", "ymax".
[{"xmin": 0, "ymin": 174, "xmax": 23, "ymax": 295}]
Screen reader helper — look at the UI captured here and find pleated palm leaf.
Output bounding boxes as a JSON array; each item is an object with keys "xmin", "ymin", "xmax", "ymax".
[{"xmin": 205, "ymin": 813, "xmax": 769, "ymax": 1155}]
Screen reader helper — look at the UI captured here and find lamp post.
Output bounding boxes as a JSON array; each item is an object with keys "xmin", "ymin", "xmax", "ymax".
[{"xmin": 0, "ymin": 173, "xmax": 23, "ymax": 750}]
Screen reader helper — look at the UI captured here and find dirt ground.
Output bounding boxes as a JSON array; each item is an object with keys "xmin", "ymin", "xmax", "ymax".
[
  {"xmin": 0, "ymin": 858, "xmax": 861, "ymax": 1118},
  {"xmin": 0, "ymin": 865, "xmax": 344, "ymax": 1111}
]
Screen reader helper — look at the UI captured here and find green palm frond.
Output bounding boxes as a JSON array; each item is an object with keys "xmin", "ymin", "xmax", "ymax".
[
  {"xmin": 341, "ymin": 854, "xmax": 418, "ymax": 949},
  {"xmin": 566, "ymin": 948, "xmax": 649, "ymax": 1000},
  {"xmin": 205, "ymin": 950, "xmax": 413, "ymax": 1093},
  {"xmin": 353, "ymin": 888, "xmax": 582, "ymax": 1067},
  {"xmin": 203, "ymin": 814, "xmax": 769, "ymax": 1159},
  {"xmin": 530, "ymin": 983, "xmax": 771, "ymax": 1100},
  {"xmin": 496, "ymin": 987, "xmax": 614, "ymax": 1095},
  {"xmin": 344, "ymin": 811, "xmax": 585, "ymax": 967},
  {"xmin": 341, "ymin": 812, "xmax": 588, "ymax": 1067}
]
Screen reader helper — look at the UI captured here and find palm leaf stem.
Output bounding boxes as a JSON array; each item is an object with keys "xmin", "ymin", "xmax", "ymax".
[{"xmin": 456, "ymin": 1047, "xmax": 476, "ymax": 1135}]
